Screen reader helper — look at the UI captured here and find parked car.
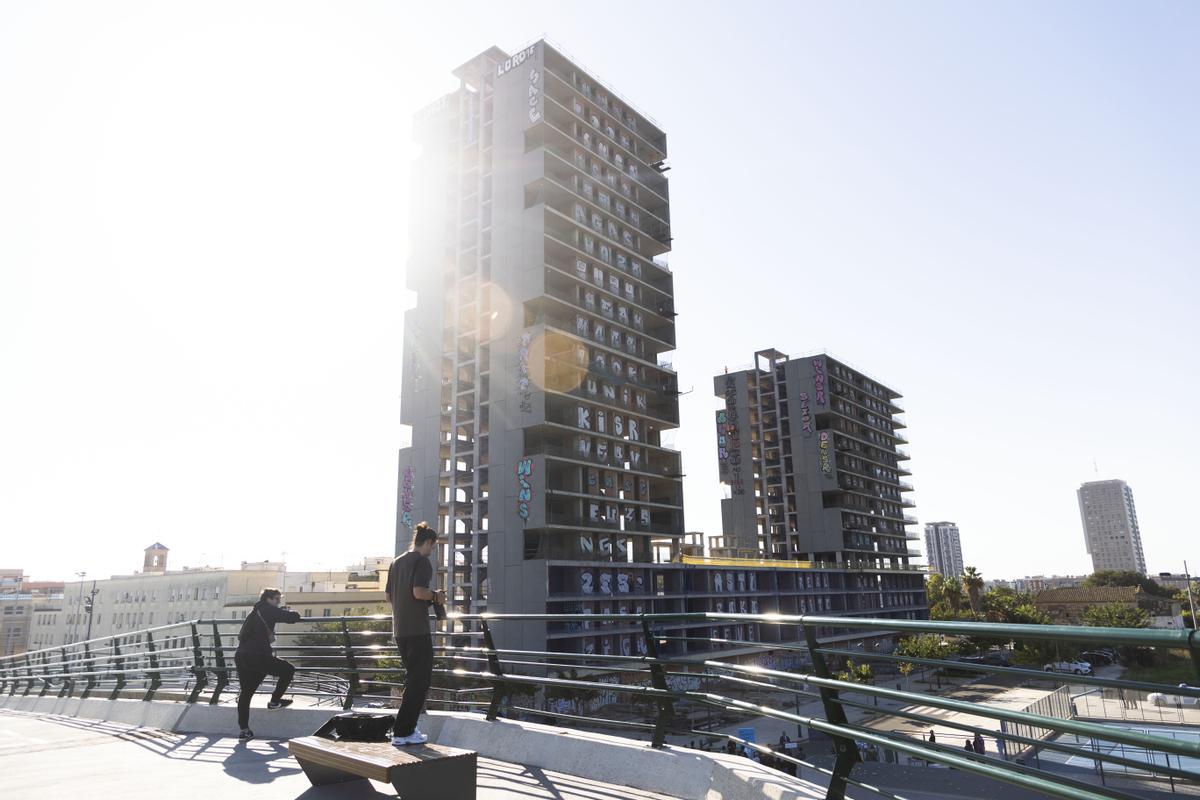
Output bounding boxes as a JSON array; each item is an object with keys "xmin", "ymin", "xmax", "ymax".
[
  {"xmin": 978, "ymin": 652, "xmax": 1012, "ymax": 667},
  {"xmin": 1147, "ymin": 686, "xmax": 1200, "ymax": 708},
  {"xmin": 1080, "ymin": 650, "xmax": 1115, "ymax": 666},
  {"xmin": 1043, "ymin": 660, "xmax": 1093, "ymax": 675},
  {"xmin": 958, "ymin": 652, "xmax": 1011, "ymax": 667}
]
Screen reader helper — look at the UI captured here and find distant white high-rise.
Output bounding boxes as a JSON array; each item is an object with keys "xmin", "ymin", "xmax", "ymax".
[
  {"xmin": 1078, "ymin": 479, "xmax": 1146, "ymax": 574},
  {"xmin": 924, "ymin": 521, "xmax": 963, "ymax": 578}
]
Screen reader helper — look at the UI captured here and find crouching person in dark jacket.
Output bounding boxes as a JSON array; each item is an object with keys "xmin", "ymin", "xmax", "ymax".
[{"xmin": 235, "ymin": 588, "xmax": 302, "ymax": 740}]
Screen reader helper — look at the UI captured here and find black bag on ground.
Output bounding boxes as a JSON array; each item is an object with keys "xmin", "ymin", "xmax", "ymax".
[{"xmin": 312, "ymin": 711, "xmax": 394, "ymax": 742}]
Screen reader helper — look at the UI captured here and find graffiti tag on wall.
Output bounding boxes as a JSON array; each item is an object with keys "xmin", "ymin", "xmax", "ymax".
[
  {"xmin": 400, "ymin": 467, "xmax": 415, "ymax": 530},
  {"xmin": 812, "ymin": 358, "xmax": 827, "ymax": 406},
  {"xmin": 720, "ymin": 375, "xmax": 745, "ymax": 495},
  {"xmin": 527, "ymin": 59, "xmax": 542, "ymax": 124},
  {"xmin": 818, "ymin": 430, "xmax": 834, "ymax": 479},
  {"xmin": 798, "ymin": 390, "xmax": 813, "ymax": 437},
  {"xmin": 517, "ymin": 332, "xmax": 533, "ymax": 413},
  {"xmin": 516, "ymin": 458, "xmax": 533, "ymax": 523}
]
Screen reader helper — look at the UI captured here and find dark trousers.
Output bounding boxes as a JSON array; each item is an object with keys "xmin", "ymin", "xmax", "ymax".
[
  {"xmin": 394, "ymin": 634, "xmax": 433, "ymax": 737},
  {"xmin": 235, "ymin": 651, "xmax": 295, "ymax": 729}
]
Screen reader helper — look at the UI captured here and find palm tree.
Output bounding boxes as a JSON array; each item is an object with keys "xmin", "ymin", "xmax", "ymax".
[
  {"xmin": 925, "ymin": 573, "xmax": 946, "ymax": 607},
  {"xmin": 943, "ymin": 577, "xmax": 965, "ymax": 614},
  {"xmin": 963, "ymin": 567, "xmax": 984, "ymax": 615}
]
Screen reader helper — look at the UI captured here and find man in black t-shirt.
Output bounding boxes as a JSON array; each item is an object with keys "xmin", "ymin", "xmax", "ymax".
[{"xmin": 385, "ymin": 522, "xmax": 445, "ymax": 746}]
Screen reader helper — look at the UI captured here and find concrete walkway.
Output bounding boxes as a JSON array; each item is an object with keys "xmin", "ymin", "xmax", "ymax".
[
  {"xmin": 0, "ymin": 694, "xmax": 837, "ymax": 800},
  {"xmin": 0, "ymin": 711, "xmax": 682, "ymax": 799},
  {"xmin": 855, "ymin": 676, "xmax": 1057, "ymax": 755}
]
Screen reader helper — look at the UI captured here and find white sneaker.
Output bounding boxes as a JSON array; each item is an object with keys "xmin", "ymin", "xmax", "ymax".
[{"xmin": 391, "ymin": 729, "xmax": 428, "ymax": 746}]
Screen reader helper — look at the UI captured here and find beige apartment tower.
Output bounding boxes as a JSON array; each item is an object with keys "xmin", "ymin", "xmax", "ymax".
[{"xmin": 1078, "ymin": 479, "xmax": 1147, "ymax": 574}]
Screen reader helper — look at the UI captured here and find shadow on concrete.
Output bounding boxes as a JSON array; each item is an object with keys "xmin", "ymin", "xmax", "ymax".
[
  {"xmin": 223, "ymin": 739, "xmax": 304, "ymax": 784},
  {"xmin": 4, "ymin": 711, "xmax": 308, "ymax": 785},
  {"xmin": 291, "ymin": 780, "xmax": 395, "ymax": 799},
  {"xmin": 475, "ymin": 759, "xmax": 676, "ymax": 800}
]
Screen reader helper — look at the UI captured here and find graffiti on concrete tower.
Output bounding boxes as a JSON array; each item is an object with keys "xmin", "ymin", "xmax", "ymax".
[{"xmin": 516, "ymin": 458, "xmax": 533, "ymax": 523}]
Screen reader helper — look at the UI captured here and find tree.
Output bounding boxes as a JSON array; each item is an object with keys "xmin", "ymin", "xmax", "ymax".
[
  {"xmin": 962, "ymin": 567, "xmax": 984, "ymax": 615},
  {"xmin": 1082, "ymin": 602, "xmax": 1149, "ymax": 629},
  {"xmin": 943, "ymin": 577, "xmax": 965, "ymax": 614},
  {"xmin": 833, "ymin": 658, "xmax": 873, "ymax": 685},
  {"xmin": 925, "ymin": 573, "xmax": 980, "ymax": 621},
  {"xmin": 295, "ymin": 606, "xmax": 403, "ymax": 693},
  {"xmin": 1083, "ymin": 571, "xmax": 1176, "ymax": 599},
  {"xmin": 896, "ymin": 634, "xmax": 960, "ymax": 683},
  {"xmin": 925, "ymin": 573, "xmax": 946, "ymax": 607},
  {"xmin": 898, "ymin": 660, "xmax": 916, "ymax": 691},
  {"xmin": 1082, "ymin": 602, "xmax": 1152, "ymax": 667},
  {"xmin": 968, "ymin": 587, "xmax": 1054, "ymax": 662},
  {"xmin": 897, "ymin": 633, "xmax": 957, "ymax": 661},
  {"xmin": 981, "ymin": 587, "xmax": 1048, "ymax": 625}
]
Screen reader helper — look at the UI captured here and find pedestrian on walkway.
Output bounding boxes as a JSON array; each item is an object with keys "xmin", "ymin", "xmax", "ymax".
[
  {"xmin": 928, "ymin": 729, "xmax": 937, "ymax": 744},
  {"xmin": 234, "ymin": 588, "xmax": 302, "ymax": 741},
  {"xmin": 964, "ymin": 739, "xmax": 975, "ymax": 753},
  {"xmin": 386, "ymin": 522, "xmax": 445, "ymax": 747},
  {"xmin": 972, "ymin": 732, "xmax": 985, "ymax": 755}
]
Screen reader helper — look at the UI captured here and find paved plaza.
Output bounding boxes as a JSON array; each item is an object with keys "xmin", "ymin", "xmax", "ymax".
[{"xmin": 0, "ymin": 711, "xmax": 682, "ymax": 800}]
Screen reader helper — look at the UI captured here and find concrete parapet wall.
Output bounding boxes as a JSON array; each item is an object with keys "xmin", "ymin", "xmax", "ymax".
[
  {"xmin": 430, "ymin": 713, "xmax": 823, "ymax": 799},
  {"xmin": 0, "ymin": 694, "xmax": 189, "ymax": 731},
  {"xmin": 0, "ymin": 694, "xmax": 824, "ymax": 799}
]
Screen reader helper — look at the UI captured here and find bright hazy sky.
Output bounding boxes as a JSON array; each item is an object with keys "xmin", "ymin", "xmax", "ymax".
[{"xmin": 2, "ymin": 2, "xmax": 1197, "ymax": 584}]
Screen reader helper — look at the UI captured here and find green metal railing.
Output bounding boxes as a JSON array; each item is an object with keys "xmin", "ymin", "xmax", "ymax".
[{"xmin": 1, "ymin": 612, "xmax": 1197, "ymax": 800}]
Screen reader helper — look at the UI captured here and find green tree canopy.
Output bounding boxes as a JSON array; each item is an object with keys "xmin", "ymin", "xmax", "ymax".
[
  {"xmin": 896, "ymin": 633, "xmax": 958, "ymax": 662},
  {"xmin": 981, "ymin": 587, "xmax": 1049, "ymax": 626},
  {"xmin": 833, "ymin": 658, "xmax": 874, "ymax": 685},
  {"xmin": 962, "ymin": 567, "xmax": 984, "ymax": 614},
  {"xmin": 1082, "ymin": 602, "xmax": 1153, "ymax": 666},
  {"xmin": 1082, "ymin": 602, "xmax": 1150, "ymax": 629},
  {"xmin": 925, "ymin": 573, "xmax": 970, "ymax": 619},
  {"xmin": 1082, "ymin": 571, "xmax": 1176, "ymax": 599}
]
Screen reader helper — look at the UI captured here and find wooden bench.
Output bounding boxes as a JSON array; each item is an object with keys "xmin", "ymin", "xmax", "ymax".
[{"xmin": 288, "ymin": 736, "xmax": 477, "ymax": 799}]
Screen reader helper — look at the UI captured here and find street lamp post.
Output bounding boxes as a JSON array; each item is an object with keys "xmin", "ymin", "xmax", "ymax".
[
  {"xmin": 83, "ymin": 580, "xmax": 98, "ymax": 641},
  {"xmin": 73, "ymin": 571, "xmax": 86, "ymax": 644}
]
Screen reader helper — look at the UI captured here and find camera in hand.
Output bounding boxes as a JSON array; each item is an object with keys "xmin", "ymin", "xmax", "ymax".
[{"xmin": 432, "ymin": 600, "xmax": 447, "ymax": 620}]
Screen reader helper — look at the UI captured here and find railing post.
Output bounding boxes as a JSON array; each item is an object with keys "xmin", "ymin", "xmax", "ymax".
[
  {"xmin": 641, "ymin": 616, "xmax": 675, "ymax": 749},
  {"xmin": 186, "ymin": 621, "xmax": 208, "ymax": 704},
  {"xmin": 208, "ymin": 621, "xmax": 229, "ymax": 705},
  {"xmin": 109, "ymin": 637, "xmax": 127, "ymax": 700},
  {"xmin": 340, "ymin": 618, "xmax": 361, "ymax": 711},
  {"xmin": 802, "ymin": 623, "xmax": 859, "ymax": 800},
  {"xmin": 38, "ymin": 651, "xmax": 51, "ymax": 697},
  {"xmin": 143, "ymin": 630, "xmax": 163, "ymax": 701},
  {"xmin": 21, "ymin": 653, "xmax": 34, "ymax": 696},
  {"xmin": 81, "ymin": 643, "xmax": 96, "ymax": 698},
  {"xmin": 481, "ymin": 619, "xmax": 507, "ymax": 721},
  {"xmin": 59, "ymin": 647, "xmax": 73, "ymax": 698}
]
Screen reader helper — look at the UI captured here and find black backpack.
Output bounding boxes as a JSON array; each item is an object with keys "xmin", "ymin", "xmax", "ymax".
[{"xmin": 312, "ymin": 711, "xmax": 395, "ymax": 742}]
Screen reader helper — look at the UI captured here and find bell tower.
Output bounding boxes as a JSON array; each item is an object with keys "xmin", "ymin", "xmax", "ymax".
[{"xmin": 143, "ymin": 542, "xmax": 169, "ymax": 574}]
